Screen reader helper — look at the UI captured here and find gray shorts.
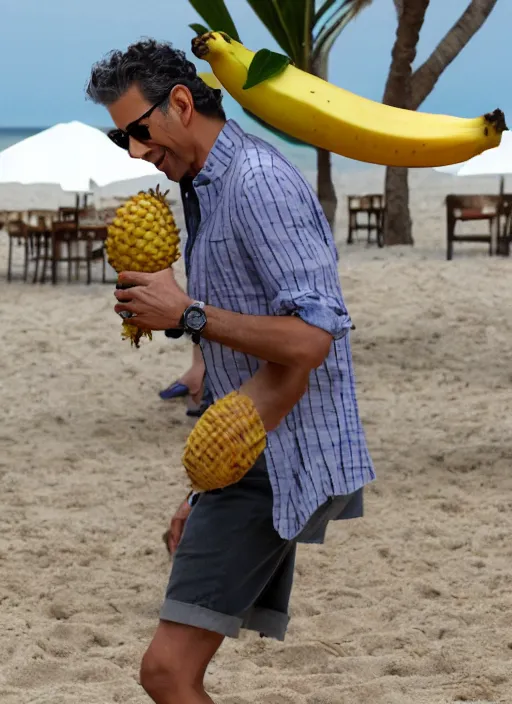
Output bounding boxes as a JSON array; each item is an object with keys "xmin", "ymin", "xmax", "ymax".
[{"xmin": 160, "ymin": 457, "xmax": 361, "ymax": 641}]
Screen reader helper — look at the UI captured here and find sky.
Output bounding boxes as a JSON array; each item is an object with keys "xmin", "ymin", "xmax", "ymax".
[{"xmin": 0, "ymin": 0, "xmax": 510, "ymax": 130}]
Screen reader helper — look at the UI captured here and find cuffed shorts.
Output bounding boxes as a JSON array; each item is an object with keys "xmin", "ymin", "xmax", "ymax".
[{"xmin": 160, "ymin": 456, "xmax": 361, "ymax": 640}]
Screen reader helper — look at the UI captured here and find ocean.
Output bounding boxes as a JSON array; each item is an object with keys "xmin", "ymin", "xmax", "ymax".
[
  {"xmin": 0, "ymin": 121, "xmax": 367, "ymax": 176},
  {"xmin": 0, "ymin": 127, "xmax": 44, "ymax": 153}
]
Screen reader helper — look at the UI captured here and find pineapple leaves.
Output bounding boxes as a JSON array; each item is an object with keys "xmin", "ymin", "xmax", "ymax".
[{"xmin": 243, "ymin": 49, "xmax": 290, "ymax": 90}]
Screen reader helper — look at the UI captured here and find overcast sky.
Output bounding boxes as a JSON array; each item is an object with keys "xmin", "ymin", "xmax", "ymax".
[{"xmin": 1, "ymin": 0, "xmax": 510, "ymax": 128}]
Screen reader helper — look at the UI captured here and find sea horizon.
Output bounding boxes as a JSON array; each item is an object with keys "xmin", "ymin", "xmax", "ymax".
[{"xmin": 0, "ymin": 121, "xmax": 375, "ymax": 176}]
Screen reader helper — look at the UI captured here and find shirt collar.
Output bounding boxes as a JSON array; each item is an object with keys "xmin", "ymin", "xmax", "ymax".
[{"xmin": 192, "ymin": 119, "xmax": 245, "ymax": 188}]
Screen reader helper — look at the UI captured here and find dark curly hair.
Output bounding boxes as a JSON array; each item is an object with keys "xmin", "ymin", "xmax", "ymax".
[{"xmin": 86, "ymin": 38, "xmax": 225, "ymax": 120}]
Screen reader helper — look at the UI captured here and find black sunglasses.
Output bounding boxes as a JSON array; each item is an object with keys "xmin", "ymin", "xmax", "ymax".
[{"xmin": 108, "ymin": 95, "xmax": 168, "ymax": 151}]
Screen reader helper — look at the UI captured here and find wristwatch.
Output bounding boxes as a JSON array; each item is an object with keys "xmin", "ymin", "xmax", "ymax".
[{"xmin": 181, "ymin": 300, "xmax": 207, "ymax": 344}]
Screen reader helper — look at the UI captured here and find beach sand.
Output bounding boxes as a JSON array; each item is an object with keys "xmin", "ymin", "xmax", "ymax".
[{"xmin": 1, "ymin": 168, "xmax": 511, "ymax": 703}]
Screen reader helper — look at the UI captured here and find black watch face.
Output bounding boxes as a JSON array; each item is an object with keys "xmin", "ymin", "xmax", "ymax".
[{"xmin": 185, "ymin": 307, "xmax": 206, "ymax": 332}]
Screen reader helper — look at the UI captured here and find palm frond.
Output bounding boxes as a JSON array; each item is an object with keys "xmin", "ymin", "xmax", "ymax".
[
  {"xmin": 188, "ymin": 0, "xmax": 241, "ymax": 42},
  {"xmin": 313, "ymin": 0, "xmax": 372, "ymax": 64},
  {"xmin": 245, "ymin": 0, "xmax": 315, "ymax": 67}
]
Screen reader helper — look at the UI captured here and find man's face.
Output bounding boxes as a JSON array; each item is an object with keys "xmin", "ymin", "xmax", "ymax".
[{"xmin": 108, "ymin": 83, "xmax": 196, "ymax": 182}]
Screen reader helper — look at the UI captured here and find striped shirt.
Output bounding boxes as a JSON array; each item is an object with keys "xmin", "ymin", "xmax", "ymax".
[{"xmin": 184, "ymin": 119, "xmax": 375, "ymax": 540}]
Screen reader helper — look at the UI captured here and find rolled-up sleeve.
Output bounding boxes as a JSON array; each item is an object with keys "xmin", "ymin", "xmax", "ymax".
[{"xmin": 235, "ymin": 158, "xmax": 352, "ymax": 340}]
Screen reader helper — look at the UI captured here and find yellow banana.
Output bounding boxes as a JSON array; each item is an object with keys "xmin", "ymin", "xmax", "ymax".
[
  {"xmin": 198, "ymin": 71, "xmax": 223, "ymax": 90},
  {"xmin": 192, "ymin": 32, "xmax": 507, "ymax": 168}
]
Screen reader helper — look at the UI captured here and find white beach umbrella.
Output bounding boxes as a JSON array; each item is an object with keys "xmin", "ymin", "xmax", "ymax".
[
  {"xmin": 434, "ymin": 130, "xmax": 512, "ymax": 193},
  {"xmin": 0, "ymin": 120, "xmax": 160, "ymax": 193}
]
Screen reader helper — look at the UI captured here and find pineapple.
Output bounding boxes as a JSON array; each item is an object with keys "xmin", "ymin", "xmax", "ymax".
[
  {"xmin": 105, "ymin": 185, "xmax": 181, "ymax": 348},
  {"xmin": 182, "ymin": 391, "xmax": 267, "ymax": 492}
]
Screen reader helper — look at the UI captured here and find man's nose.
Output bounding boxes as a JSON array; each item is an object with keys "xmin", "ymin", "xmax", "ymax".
[{"xmin": 128, "ymin": 137, "xmax": 151, "ymax": 159}]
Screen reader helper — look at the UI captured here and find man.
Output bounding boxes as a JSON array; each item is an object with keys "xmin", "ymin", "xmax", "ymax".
[{"xmin": 87, "ymin": 39, "xmax": 375, "ymax": 704}]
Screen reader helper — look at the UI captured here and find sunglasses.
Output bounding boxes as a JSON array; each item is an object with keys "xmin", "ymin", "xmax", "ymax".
[{"xmin": 108, "ymin": 95, "xmax": 168, "ymax": 151}]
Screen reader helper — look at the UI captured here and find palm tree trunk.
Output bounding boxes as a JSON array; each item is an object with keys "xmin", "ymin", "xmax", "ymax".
[
  {"xmin": 312, "ymin": 55, "xmax": 337, "ymax": 233},
  {"xmin": 382, "ymin": 0, "xmax": 430, "ymax": 246},
  {"xmin": 383, "ymin": 0, "xmax": 499, "ymax": 246},
  {"xmin": 384, "ymin": 167, "xmax": 413, "ymax": 245},
  {"xmin": 316, "ymin": 148, "xmax": 337, "ymax": 232}
]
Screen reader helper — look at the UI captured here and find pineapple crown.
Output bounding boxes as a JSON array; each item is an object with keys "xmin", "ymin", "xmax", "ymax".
[
  {"xmin": 86, "ymin": 39, "xmax": 225, "ymax": 120},
  {"xmin": 141, "ymin": 183, "xmax": 170, "ymax": 204}
]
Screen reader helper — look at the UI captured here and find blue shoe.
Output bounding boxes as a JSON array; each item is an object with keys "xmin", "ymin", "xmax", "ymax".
[{"xmin": 159, "ymin": 381, "xmax": 189, "ymax": 401}]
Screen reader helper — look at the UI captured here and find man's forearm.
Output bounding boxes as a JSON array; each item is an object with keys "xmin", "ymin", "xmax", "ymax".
[
  {"xmin": 240, "ymin": 362, "xmax": 310, "ymax": 432},
  {"xmin": 202, "ymin": 305, "xmax": 332, "ymax": 369}
]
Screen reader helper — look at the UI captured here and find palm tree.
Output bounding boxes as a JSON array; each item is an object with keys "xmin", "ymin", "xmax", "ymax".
[
  {"xmin": 382, "ymin": 0, "xmax": 500, "ymax": 246},
  {"xmin": 187, "ymin": 0, "xmax": 372, "ymax": 232}
]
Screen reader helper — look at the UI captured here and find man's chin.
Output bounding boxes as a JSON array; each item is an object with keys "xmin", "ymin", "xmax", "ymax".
[{"xmin": 156, "ymin": 164, "xmax": 176, "ymax": 182}]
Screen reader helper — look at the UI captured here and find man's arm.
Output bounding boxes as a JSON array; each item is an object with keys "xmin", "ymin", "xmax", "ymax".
[
  {"xmin": 229, "ymin": 157, "xmax": 352, "ymax": 362},
  {"xmin": 115, "ymin": 156, "xmax": 352, "ymax": 388},
  {"xmin": 239, "ymin": 361, "xmax": 310, "ymax": 431},
  {"xmin": 201, "ymin": 306, "xmax": 332, "ymax": 369}
]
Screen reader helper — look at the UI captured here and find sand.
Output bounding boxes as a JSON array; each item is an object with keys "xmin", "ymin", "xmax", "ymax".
[{"xmin": 1, "ymin": 167, "xmax": 511, "ymax": 704}]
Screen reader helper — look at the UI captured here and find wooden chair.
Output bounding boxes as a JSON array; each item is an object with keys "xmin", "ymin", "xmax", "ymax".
[
  {"xmin": 495, "ymin": 194, "xmax": 512, "ymax": 257},
  {"xmin": 4, "ymin": 211, "xmax": 45, "ymax": 282},
  {"xmin": 445, "ymin": 194, "xmax": 500, "ymax": 260},
  {"xmin": 77, "ymin": 208, "xmax": 111, "ymax": 284},
  {"xmin": 57, "ymin": 206, "xmax": 81, "ymax": 223},
  {"xmin": 77, "ymin": 225, "xmax": 110, "ymax": 284},
  {"xmin": 6, "ymin": 217, "xmax": 29, "ymax": 282},
  {"xmin": 48, "ymin": 220, "xmax": 80, "ymax": 284},
  {"xmin": 347, "ymin": 194, "xmax": 385, "ymax": 247},
  {"xmin": 47, "ymin": 207, "xmax": 91, "ymax": 283}
]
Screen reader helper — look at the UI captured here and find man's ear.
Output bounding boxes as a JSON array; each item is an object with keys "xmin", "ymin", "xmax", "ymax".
[{"xmin": 169, "ymin": 85, "xmax": 194, "ymax": 126}]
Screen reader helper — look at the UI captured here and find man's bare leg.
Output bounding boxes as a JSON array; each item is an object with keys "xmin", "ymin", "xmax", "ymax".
[
  {"xmin": 180, "ymin": 345, "xmax": 206, "ymax": 402},
  {"xmin": 140, "ymin": 620, "xmax": 224, "ymax": 703}
]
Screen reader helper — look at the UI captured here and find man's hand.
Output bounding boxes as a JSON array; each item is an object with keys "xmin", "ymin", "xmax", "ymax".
[
  {"xmin": 163, "ymin": 498, "xmax": 192, "ymax": 556},
  {"xmin": 114, "ymin": 269, "xmax": 192, "ymax": 331}
]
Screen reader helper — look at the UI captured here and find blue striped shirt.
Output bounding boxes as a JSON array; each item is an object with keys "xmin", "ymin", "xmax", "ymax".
[{"xmin": 185, "ymin": 120, "xmax": 375, "ymax": 540}]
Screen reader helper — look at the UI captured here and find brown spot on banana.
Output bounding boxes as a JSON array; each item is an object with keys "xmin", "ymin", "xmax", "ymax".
[
  {"xmin": 192, "ymin": 33, "xmax": 214, "ymax": 59},
  {"xmin": 484, "ymin": 108, "xmax": 508, "ymax": 133},
  {"xmin": 192, "ymin": 31, "xmax": 232, "ymax": 60}
]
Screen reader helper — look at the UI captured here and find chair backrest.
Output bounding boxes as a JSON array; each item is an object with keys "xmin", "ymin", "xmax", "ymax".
[
  {"xmin": 27, "ymin": 209, "xmax": 57, "ymax": 228},
  {"xmin": 57, "ymin": 207, "xmax": 83, "ymax": 224},
  {"xmin": 496, "ymin": 194, "xmax": 512, "ymax": 215},
  {"xmin": 348, "ymin": 194, "xmax": 385, "ymax": 211},
  {"xmin": 6, "ymin": 219, "xmax": 27, "ymax": 237},
  {"xmin": 445, "ymin": 194, "xmax": 499, "ymax": 219},
  {"xmin": 52, "ymin": 220, "xmax": 77, "ymax": 236}
]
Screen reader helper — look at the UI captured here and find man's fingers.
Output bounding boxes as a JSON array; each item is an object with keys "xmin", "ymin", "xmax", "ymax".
[
  {"xmin": 114, "ymin": 287, "xmax": 138, "ymax": 302},
  {"xmin": 170, "ymin": 517, "xmax": 185, "ymax": 554},
  {"xmin": 114, "ymin": 303, "xmax": 137, "ymax": 315},
  {"xmin": 118, "ymin": 270, "xmax": 151, "ymax": 286}
]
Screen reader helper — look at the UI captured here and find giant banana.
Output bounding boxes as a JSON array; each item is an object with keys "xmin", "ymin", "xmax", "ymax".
[{"xmin": 192, "ymin": 32, "xmax": 507, "ymax": 168}]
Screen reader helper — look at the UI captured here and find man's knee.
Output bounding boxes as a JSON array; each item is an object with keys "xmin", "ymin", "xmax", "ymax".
[
  {"xmin": 139, "ymin": 621, "xmax": 223, "ymax": 700},
  {"xmin": 140, "ymin": 645, "xmax": 184, "ymax": 698}
]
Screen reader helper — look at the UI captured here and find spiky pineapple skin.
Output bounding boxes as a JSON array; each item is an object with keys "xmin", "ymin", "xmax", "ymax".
[
  {"xmin": 106, "ymin": 186, "xmax": 181, "ymax": 347},
  {"xmin": 182, "ymin": 392, "xmax": 267, "ymax": 491},
  {"xmin": 106, "ymin": 186, "xmax": 181, "ymax": 274}
]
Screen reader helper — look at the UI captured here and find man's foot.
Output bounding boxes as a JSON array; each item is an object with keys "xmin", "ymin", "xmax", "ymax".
[
  {"xmin": 159, "ymin": 381, "xmax": 189, "ymax": 400},
  {"xmin": 186, "ymin": 387, "xmax": 214, "ymax": 418}
]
